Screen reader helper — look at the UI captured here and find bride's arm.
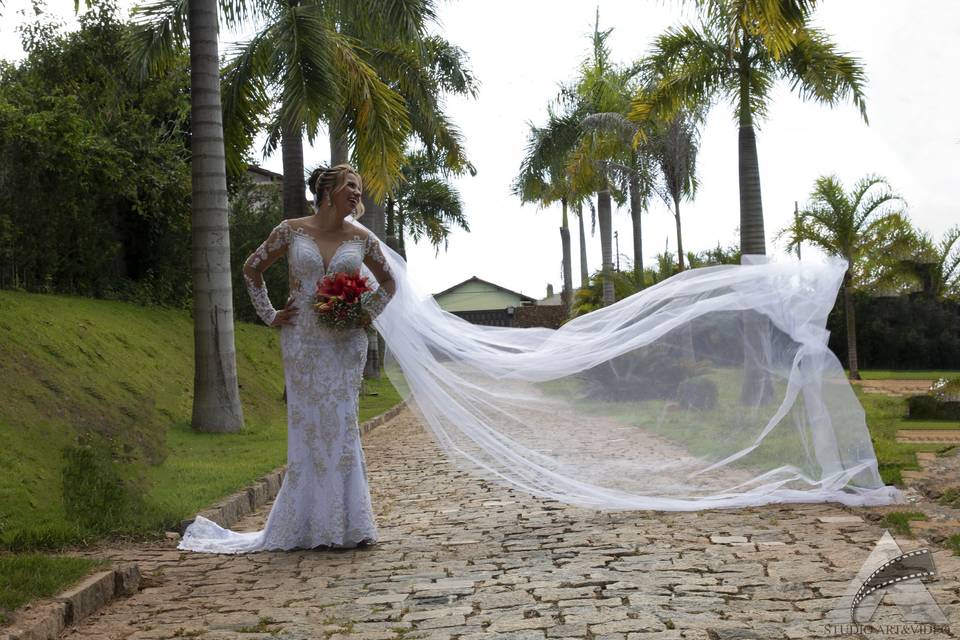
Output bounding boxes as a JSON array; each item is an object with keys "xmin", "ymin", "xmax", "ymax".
[
  {"xmin": 243, "ymin": 221, "xmax": 292, "ymax": 326},
  {"xmin": 361, "ymin": 233, "xmax": 396, "ymax": 319}
]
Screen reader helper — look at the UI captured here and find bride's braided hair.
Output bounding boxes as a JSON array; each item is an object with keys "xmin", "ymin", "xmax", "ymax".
[{"xmin": 308, "ymin": 163, "xmax": 365, "ymax": 219}]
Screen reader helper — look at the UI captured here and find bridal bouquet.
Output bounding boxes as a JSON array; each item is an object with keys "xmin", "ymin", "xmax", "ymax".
[{"xmin": 314, "ymin": 272, "xmax": 374, "ymax": 330}]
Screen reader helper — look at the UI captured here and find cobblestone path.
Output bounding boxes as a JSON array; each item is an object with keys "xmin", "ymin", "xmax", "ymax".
[{"xmin": 64, "ymin": 408, "xmax": 960, "ymax": 640}]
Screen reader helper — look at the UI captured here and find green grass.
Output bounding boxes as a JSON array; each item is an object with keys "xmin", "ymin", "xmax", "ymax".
[
  {"xmin": 859, "ymin": 370, "xmax": 960, "ymax": 381},
  {"xmin": 895, "ymin": 421, "xmax": 960, "ymax": 430},
  {"xmin": 0, "ymin": 290, "xmax": 400, "ymax": 623},
  {"xmin": 947, "ymin": 534, "xmax": 960, "ymax": 556},
  {"xmin": 853, "ymin": 389, "xmax": 957, "ymax": 485},
  {"xmin": 879, "ymin": 511, "xmax": 928, "ymax": 537},
  {"xmin": 938, "ymin": 488, "xmax": 960, "ymax": 509},
  {"xmin": 0, "ymin": 553, "xmax": 109, "ymax": 625}
]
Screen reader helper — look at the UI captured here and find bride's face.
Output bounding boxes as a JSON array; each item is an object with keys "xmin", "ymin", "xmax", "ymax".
[{"xmin": 331, "ymin": 172, "xmax": 362, "ymax": 216}]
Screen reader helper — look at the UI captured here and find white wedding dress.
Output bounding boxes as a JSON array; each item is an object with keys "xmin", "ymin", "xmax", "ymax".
[
  {"xmin": 179, "ymin": 215, "xmax": 903, "ymax": 550},
  {"xmin": 178, "ymin": 218, "xmax": 393, "ymax": 554}
]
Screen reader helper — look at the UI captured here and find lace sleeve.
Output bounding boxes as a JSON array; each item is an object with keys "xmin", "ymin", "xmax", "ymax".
[
  {"xmin": 243, "ymin": 221, "xmax": 290, "ymax": 325},
  {"xmin": 362, "ymin": 233, "xmax": 394, "ymax": 320}
]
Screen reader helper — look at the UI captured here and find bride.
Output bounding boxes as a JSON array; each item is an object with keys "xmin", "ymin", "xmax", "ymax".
[
  {"xmin": 180, "ymin": 164, "xmax": 904, "ymax": 555},
  {"xmin": 179, "ymin": 164, "xmax": 394, "ymax": 553}
]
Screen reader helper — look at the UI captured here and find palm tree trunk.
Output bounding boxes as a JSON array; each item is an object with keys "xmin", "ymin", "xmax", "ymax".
[
  {"xmin": 843, "ymin": 270, "xmax": 861, "ymax": 380},
  {"xmin": 329, "ymin": 119, "xmax": 349, "ymax": 166},
  {"xmin": 629, "ymin": 174, "xmax": 644, "ymax": 279},
  {"xmin": 598, "ymin": 189, "xmax": 614, "ymax": 306},
  {"xmin": 385, "ymin": 197, "xmax": 400, "ymax": 253},
  {"xmin": 674, "ymin": 199, "xmax": 685, "ymax": 271},
  {"xmin": 738, "ymin": 123, "xmax": 765, "ymax": 256},
  {"xmin": 362, "ymin": 191, "xmax": 386, "ymax": 380},
  {"xmin": 737, "ymin": 56, "xmax": 765, "ymax": 256},
  {"xmin": 736, "ymin": 51, "xmax": 772, "ymax": 405},
  {"xmin": 397, "ymin": 212, "xmax": 407, "ymax": 260},
  {"xmin": 578, "ymin": 210, "xmax": 588, "ymax": 289},
  {"xmin": 188, "ymin": 0, "xmax": 244, "ymax": 433},
  {"xmin": 560, "ymin": 197, "xmax": 572, "ymax": 313},
  {"xmin": 363, "ymin": 193, "xmax": 385, "ymax": 239},
  {"xmin": 281, "ymin": 124, "xmax": 307, "ymax": 219}
]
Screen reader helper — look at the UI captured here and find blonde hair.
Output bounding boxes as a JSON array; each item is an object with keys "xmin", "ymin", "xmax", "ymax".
[{"xmin": 309, "ymin": 163, "xmax": 365, "ymax": 219}]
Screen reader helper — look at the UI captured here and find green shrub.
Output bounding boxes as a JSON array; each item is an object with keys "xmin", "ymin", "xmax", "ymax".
[
  {"xmin": 578, "ymin": 345, "xmax": 700, "ymax": 402},
  {"xmin": 907, "ymin": 394, "xmax": 960, "ymax": 420},
  {"xmin": 60, "ymin": 433, "xmax": 148, "ymax": 533}
]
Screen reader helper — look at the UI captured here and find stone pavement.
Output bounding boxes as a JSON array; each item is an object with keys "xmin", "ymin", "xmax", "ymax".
[{"xmin": 63, "ymin": 408, "xmax": 960, "ymax": 640}]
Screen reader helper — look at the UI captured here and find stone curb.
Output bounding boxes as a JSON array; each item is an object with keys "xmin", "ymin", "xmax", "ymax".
[
  {"xmin": 3, "ymin": 563, "xmax": 140, "ymax": 640},
  {"xmin": 178, "ymin": 400, "xmax": 407, "ymax": 534}
]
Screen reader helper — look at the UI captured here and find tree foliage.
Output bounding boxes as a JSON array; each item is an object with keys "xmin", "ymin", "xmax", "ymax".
[{"xmin": 0, "ymin": 3, "xmax": 192, "ymax": 306}]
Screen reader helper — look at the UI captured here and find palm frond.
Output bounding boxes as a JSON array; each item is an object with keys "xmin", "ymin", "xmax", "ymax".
[
  {"xmin": 691, "ymin": 0, "xmax": 817, "ymax": 59},
  {"xmin": 779, "ymin": 26, "xmax": 868, "ymax": 123},
  {"xmin": 126, "ymin": 0, "xmax": 189, "ymax": 81},
  {"xmin": 274, "ymin": 3, "xmax": 342, "ymax": 132},
  {"xmin": 581, "ymin": 112, "xmax": 636, "ymax": 147},
  {"xmin": 332, "ymin": 36, "xmax": 411, "ymax": 199},
  {"xmin": 221, "ymin": 29, "xmax": 276, "ymax": 176},
  {"xmin": 629, "ymin": 24, "xmax": 731, "ymax": 126},
  {"xmin": 424, "ymin": 35, "xmax": 478, "ymax": 98}
]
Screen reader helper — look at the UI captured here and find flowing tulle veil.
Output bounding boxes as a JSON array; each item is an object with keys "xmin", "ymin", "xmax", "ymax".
[{"xmin": 350, "ymin": 218, "xmax": 904, "ymax": 512}]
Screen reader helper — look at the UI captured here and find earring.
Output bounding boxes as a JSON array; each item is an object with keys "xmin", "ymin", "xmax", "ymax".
[{"xmin": 326, "ymin": 192, "xmax": 333, "ymax": 207}]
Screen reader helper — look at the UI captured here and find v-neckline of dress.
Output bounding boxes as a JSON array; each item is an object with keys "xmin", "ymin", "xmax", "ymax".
[{"xmin": 291, "ymin": 224, "xmax": 362, "ymax": 274}]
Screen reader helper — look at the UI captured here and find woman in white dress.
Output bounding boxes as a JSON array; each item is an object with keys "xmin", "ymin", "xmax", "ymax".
[{"xmin": 178, "ymin": 164, "xmax": 395, "ymax": 554}]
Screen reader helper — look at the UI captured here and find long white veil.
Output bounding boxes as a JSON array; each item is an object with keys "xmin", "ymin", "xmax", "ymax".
[{"xmin": 352, "ymin": 219, "xmax": 904, "ymax": 511}]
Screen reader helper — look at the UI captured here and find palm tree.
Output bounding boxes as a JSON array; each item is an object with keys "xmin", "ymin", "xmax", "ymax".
[
  {"xmin": 387, "ymin": 150, "xmax": 468, "ymax": 258},
  {"xmin": 780, "ymin": 174, "xmax": 906, "ymax": 380},
  {"xmin": 890, "ymin": 226, "xmax": 960, "ymax": 299},
  {"xmin": 222, "ymin": 1, "xmax": 420, "ymax": 217},
  {"xmin": 131, "ymin": 0, "xmax": 426, "ymax": 218},
  {"xmin": 567, "ymin": 11, "xmax": 635, "ymax": 306},
  {"xmin": 579, "ymin": 104, "xmax": 658, "ymax": 282},
  {"xmin": 189, "ymin": 0, "xmax": 247, "ymax": 431},
  {"xmin": 329, "ymin": 24, "xmax": 477, "ymax": 238},
  {"xmin": 654, "ymin": 108, "xmax": 701, "ymax": 270},
  {"xmin": 123, "ymin": 0, "xmax": 248, "ymax": 431},
  {"xmin": 514, "ymin": 106, "xmax": 587, "ymax": 311},
  {"xmin": 632, "ymin": 0, "xmax": 868, "ymax": 256}
]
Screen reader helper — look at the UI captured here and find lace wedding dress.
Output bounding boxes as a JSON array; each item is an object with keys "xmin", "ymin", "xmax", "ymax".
[
  {"xmin": 178, "ymin": 214, "xmax": 902, "ymax": 538},
  {"xmin": 178, "ymin": 218, "xmax": 393, "ymax": 554}
]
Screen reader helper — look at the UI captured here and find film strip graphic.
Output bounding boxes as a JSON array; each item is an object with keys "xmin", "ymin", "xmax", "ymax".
[{"xmin": 851, "ymin": 548, "xmax": 937, "ymax": 622}]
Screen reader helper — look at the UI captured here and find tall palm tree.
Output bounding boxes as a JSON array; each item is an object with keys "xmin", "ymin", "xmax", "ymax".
[
  {"xmin": 514, "ymin": 106, "xmax": 586, "ymax": 311},
  {"xmin": 567, "ymin": 11, "xmax": 634, "ymax": 306},
  {"xmin": 654, "ymin": 108, "xmax": 701, "ymax": 270},
  {"xmin": 124, "ymin": 0, "xmax": 247, "ymax": 431},
  {"xmin": 632, "ymin": 0, "xmax": 867, "ymax": 256},
  {"xmin": 189, "ymin": 0, "xmax": 247, "ymax": 431},
  {"xmin": 780, "ymin": 174, "xmax": 906, "ymax": 380},
  {"xmin": 579, "ymin": 105, "xmax": 657, "ymax": 282}
]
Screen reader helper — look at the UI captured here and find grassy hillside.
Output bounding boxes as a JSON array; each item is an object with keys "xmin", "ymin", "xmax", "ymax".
[{"xmin": 0, "ymin": 290, "xmax": 399, "ymax": 550}]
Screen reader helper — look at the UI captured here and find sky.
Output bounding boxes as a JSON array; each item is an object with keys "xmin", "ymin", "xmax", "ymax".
[{"xmin": 2, "ymin": 1, "xmax": 958, "ymax": 299}]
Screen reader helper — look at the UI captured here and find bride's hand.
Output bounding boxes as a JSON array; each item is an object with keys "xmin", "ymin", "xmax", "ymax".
[{"xmin": 271, "ymin": 297, "xmax": 298, "ymax": 327}]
